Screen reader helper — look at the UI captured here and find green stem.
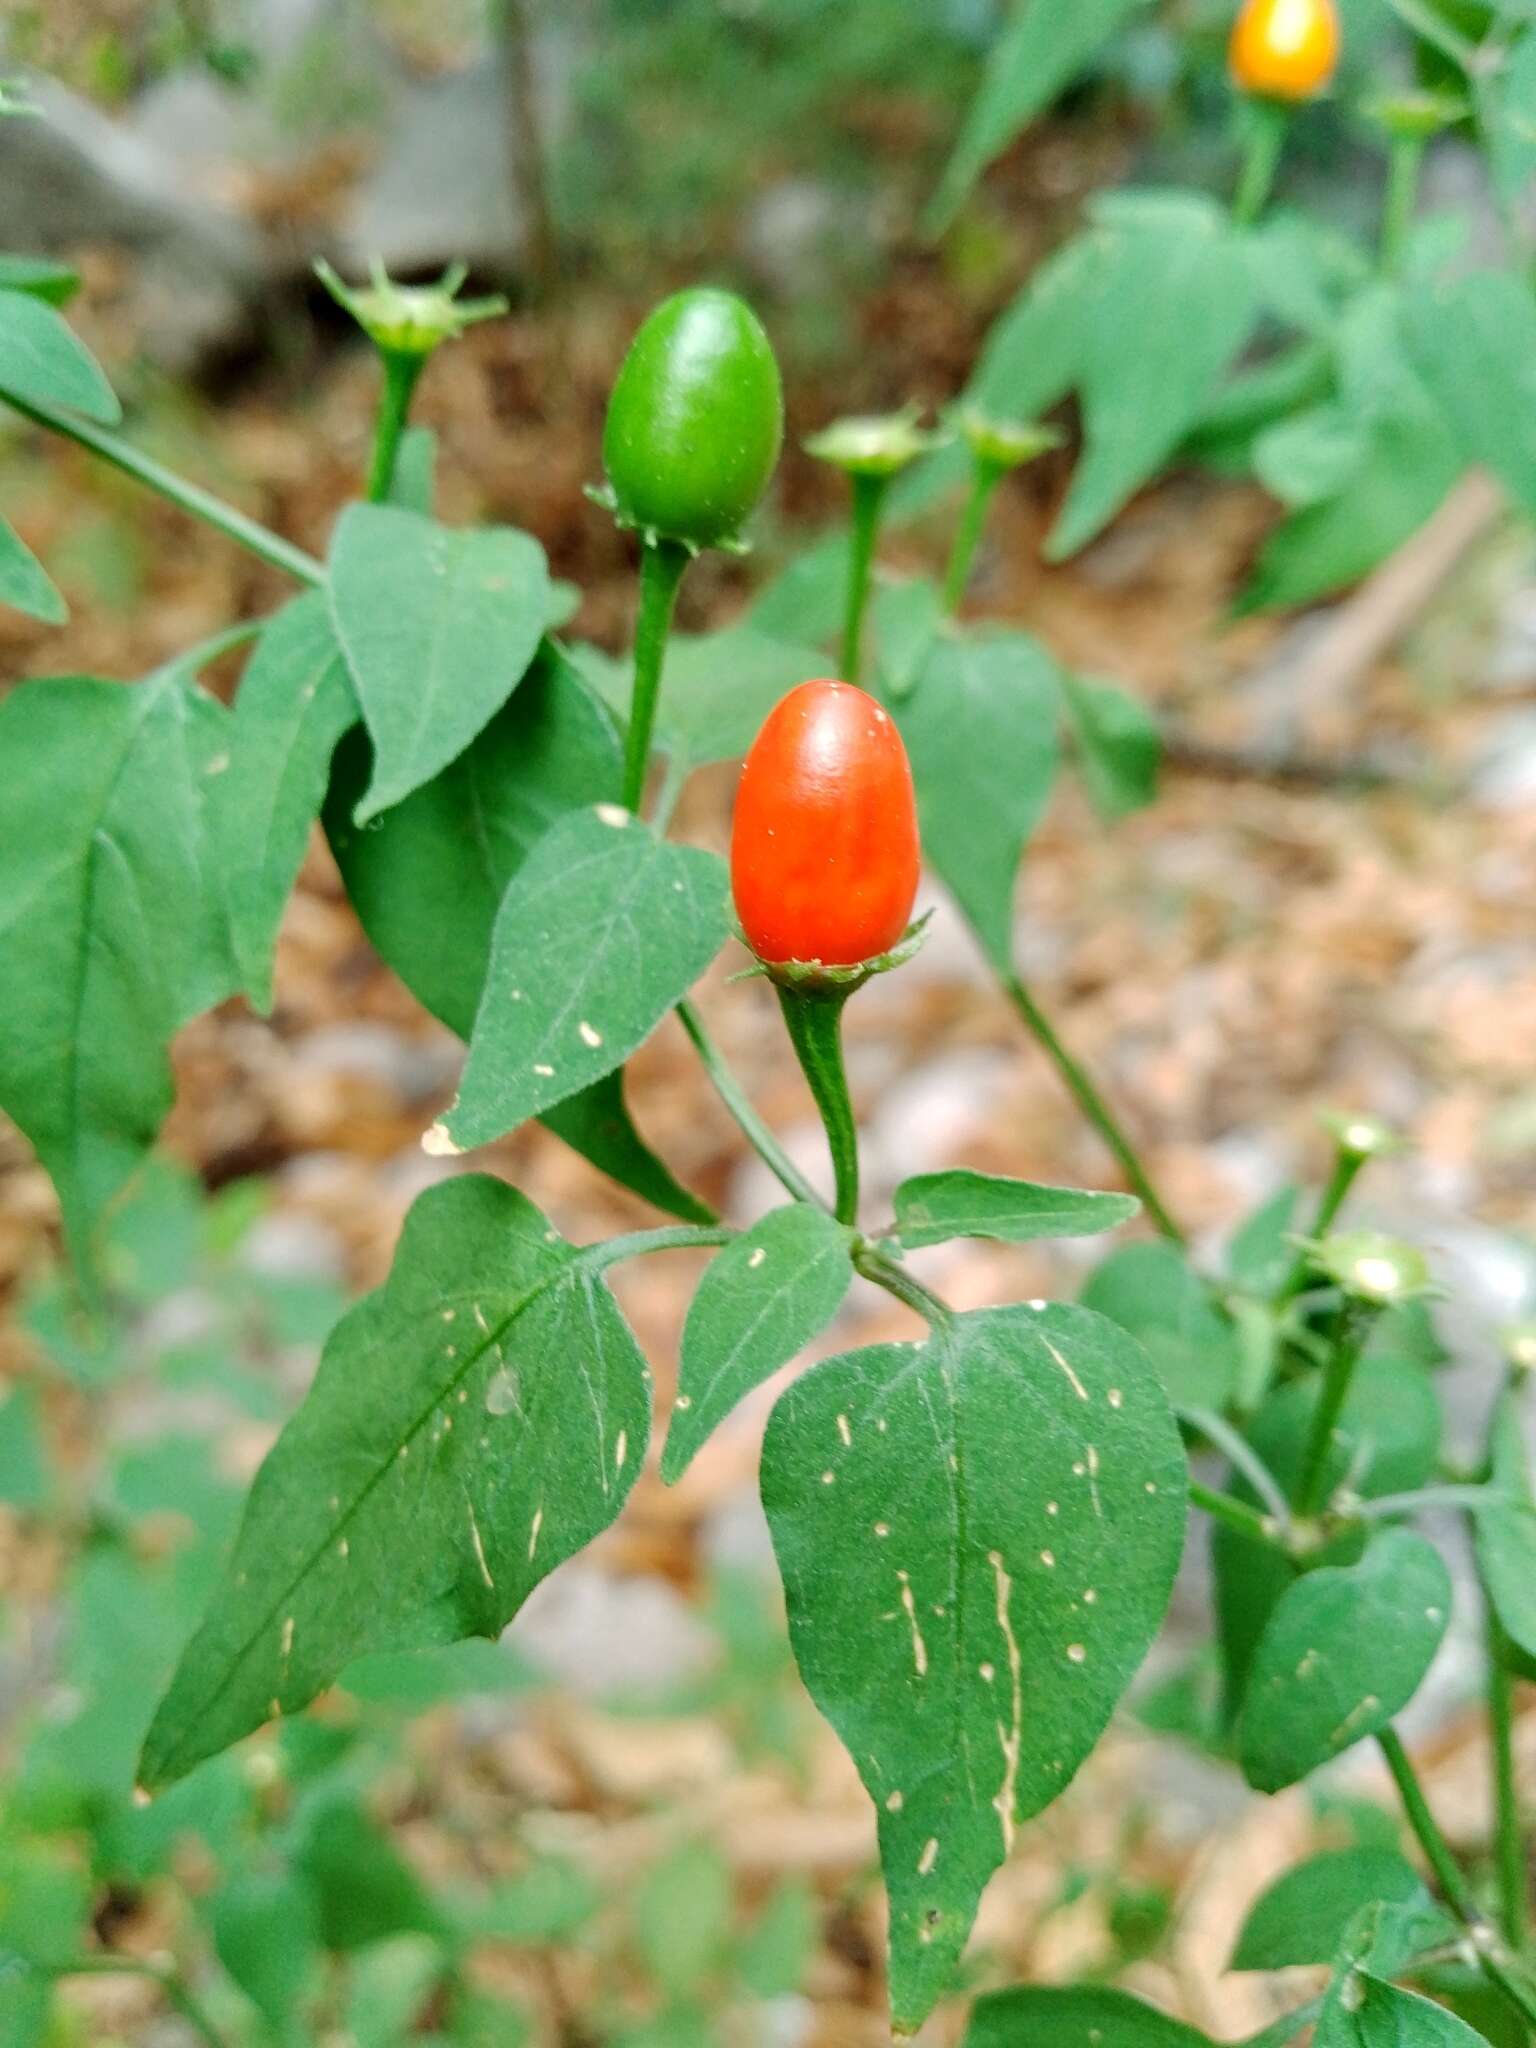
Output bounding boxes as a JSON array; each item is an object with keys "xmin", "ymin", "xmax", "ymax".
[
  {"xmin": 854, "ymin": 1241, "xmax": 954, "ymax": 1332},
  {"xmin": 1003, "ymin": 970, "xmax": 1184, "ymax": 1245},
  {"xmin": 45, "ymin": 1958, "xmax": 228, "ymax": 2048},
  {"xmin": 943, "ymin": 459, "xmax": 1003, "ymax": 612},
  {"xmin": 1381, "ymin": 132, "xmax": 1427, "ymax": 275},
  {"xmin": 585, "ymin": 1223, "xmax": 736, "ymax": 1274},
  {"xmin": 675, "ymin": 999, "xmax": 827, "ymax": 1213},
  {"xmin": 1487, "ymin": 1611, "xmax": 1528, "ymax": 1952},
  {"xmin": 1294, "ymin": 1307, "xmax": 1374, "ymax": 1517},
  {"xmin": 1190, "ymin": 1478, "xmax": 1280, "ymax": 1547},
  {"xmin": 622, "ymin": 536, "xmax": 690, "ymax": 814},
  {"xmin": 0, "ymin": 386, "xmax": 325, "ymax": 587},
  {"xmin": 1275, "ymin": 1151, "xmax": 1365, "ymax": 1305},
  {"xmin": 841, "ymin": 472, "xmax": 888, "ymax": 684},
  {"xmin": 778, "ymin": 987, "xmax": 860, "ymax": 1225},
  {"xmin": 1378, "ymin": 1729, "xmax": 1536, "ymax": 2028},
  {"xmin": 1384, "ymin": 0, "xmax": 1479, "ymax": 71},
  {"xmin": 1232, "ymin": 97, "xmax": 1292, "ymax": 230},
  {"xmin": 1181, "ymin": 1405, "xmax": 1294, "ymax": 1526},
  {"xmin": 366, "ymin": 349, "xmax": 426, "ymax": 502},
  {"xmin": 1355, "ymin": 1483, "xmax": 1505, "ymax": 1522}
]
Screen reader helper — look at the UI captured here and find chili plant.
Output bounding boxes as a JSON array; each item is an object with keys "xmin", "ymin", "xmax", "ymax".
[{"xmin": 0, "ymin": 154, "xmax": 1533, "ymax": 2048}]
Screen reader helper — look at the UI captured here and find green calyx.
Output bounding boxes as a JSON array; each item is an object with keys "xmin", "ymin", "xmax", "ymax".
[
  {"xmin": 316, "ymin": 258, "xmax": 508, "ymax": 359},
  {"xmin": 732, "ymin": 915, "xmax": 931, "ymax": 1000},
  {"xmin": 1306, "ymin": 1230, "xmax": 1436, "ymax": 1309},
  {"xmin": 949, "ymin": 405, "xmax": 1064, "ymax": 474},
  {"xmin": 804, "ymin": 405, "xmax": 949, "ymax": 480},
  {"xmin": 1318, "ymin": 1109, "xmax": 1404, "ymax": 1163},
  {"xmin": 601, "ymin": 287, "xmax": 784, "ymax": 554},
  {"xmin": 1362, "ymin": 89, "xmax": 1466, "ymax": 143}
]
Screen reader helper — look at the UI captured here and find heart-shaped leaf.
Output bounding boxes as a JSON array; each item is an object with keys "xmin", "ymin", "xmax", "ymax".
[
  {"xmin": 223, "ymin": 593, "xmax": 358, "ymax": 1011},
  {"xmin": 0, "ymin": 670, "xmax": 234, "ymax": 1277},
  {"xmin": 325, "ymin": 651, "xmax": 711, "ymax": 1222},
  {"xmin": 328, "ymin": 503, "xmax": 550, "ymax": 822},
  {"xmin": 441, "ymin": 806, "xmax": 730, "ymax": 1149},
  {"xmin": 139, "ymin": 1176, "xmax": 653, "ymax": 1789},
  {"xmin": 761, "ymin": 1303, "xmax": 1186, "ymax": 2031},
  {"xmin": 0, "ymin": 286, "xmax": 120, "ymax": 422},
  {"xmin": 661, "ymin": 1204, "xmax": 854, "ymax": 1483},
  {"xmin": 892, "ymin": 1171, "xmax": 1139, "ymax": 1251},
  {"xmin": 1237, "ymin": 1528, "xmax": 1451, "ymax": 1793},
  {"xmin": 1232, "ymin": 1848, "xmax": 1440, "ymax": 1971},
  {"xmin": 893, "ymin": 632, "xmax": 1061, "ymax": 972}
]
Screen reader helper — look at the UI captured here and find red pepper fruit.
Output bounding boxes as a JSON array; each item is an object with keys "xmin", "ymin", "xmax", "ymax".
[{"xmin": 732, "ymin": 679, "xmax": 920, "ymax": 968}]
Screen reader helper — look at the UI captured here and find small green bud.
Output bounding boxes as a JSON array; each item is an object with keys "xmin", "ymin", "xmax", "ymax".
[
  {"xmin": 315, "ymin": 258, "xmax": 507, "ymax": 359},
  {"xmin": 1310, "ymin": 1231, "xmax": 1435, "ymax": 1309},
  {"xmin": 804, "ymin": 406, "xmax": 949, "ymax": 480}
]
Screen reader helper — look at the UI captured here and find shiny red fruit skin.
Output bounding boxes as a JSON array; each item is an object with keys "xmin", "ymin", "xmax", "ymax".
[{"xmin": 731, "ymin": 679, "xmax": 920, "ymax": 967}]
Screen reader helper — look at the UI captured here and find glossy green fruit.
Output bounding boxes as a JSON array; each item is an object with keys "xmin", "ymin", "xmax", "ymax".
[{"xmin": 602, "ymin": 288, "xmax": 783, "ymax": 551}]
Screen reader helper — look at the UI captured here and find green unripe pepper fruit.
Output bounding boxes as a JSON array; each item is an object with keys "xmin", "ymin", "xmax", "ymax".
[{"xmin": 601, "ymin": 288, "xmax": 783, "ymax": 553}]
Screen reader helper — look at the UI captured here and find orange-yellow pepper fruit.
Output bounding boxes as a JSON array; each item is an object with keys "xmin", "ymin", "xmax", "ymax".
[{"xmin": 1229, "ymin": 0, "xmax": 1341, "ymax": 102}]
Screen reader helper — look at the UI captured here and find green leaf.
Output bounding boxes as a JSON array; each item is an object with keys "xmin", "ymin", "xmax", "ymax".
[
  {"xmin": 1255, "ymin": 405, "xmax": 1371, "ymax": 509},
  {"xmin": 1403, "ymin": 270, "xmax": 1536, "ymax": 519},
  {"xmin": 0, "ymin": 255, "xmax": 80, "ymax": 305},
  {"xmin": 139, "ymin": 1175, "xmax": 654, "ymax": 1789},
  {"xmin": 1232, "ymin": 1848, "xmax": 1435, "ymax": 1970},
  {"xmin": 634, "ymin": 1841, "xmax": 733, "ymax": 1999},
  {"xmin": 761, "ymin": 1303, "xmax": 1186, "ymax": 2031},
  {"xmin": 1320, "ymin": 1974, "xmax": 1494, "ymax": 2048},
  {"xmin": 1237, "ymin": 1528, "xmax": 1451, "ymax": 1793},
  {"xmin": 1214, "ymin": 1355, "xmax": 1442, "ymax": 1719},
  {"xmin": 441, "ymin": 807, "xmax": 729, "ymax": 1149},
  {"xmin": 293, "ymin": 1793, "xmax": 444, "ymax": 1951},
  {"xmin": 0, "ymin": 1961, "xmax": 50, "ymax": 2048},
  {"xmin": 964, "ymin": 1984, "xmax": 1211, "ymax": 2047},
  {"xmin": 1242, "ymin": 289, "xmax": 1460, "ymax": 613},
  {"xmin": 212, "ymin": 1868, "xmax": 321, "ymax": 2030},
  {"xmin": 1226, "ymin": 1186, "xmax": 1302, "ymax": 1297},
  {"xmin": 661, "ymin": 1204, "xmax": 853, "ymax": 1483},
  {"xmin": 328, "ymin": 503, "xmax": 550, "ymax": 822},
  {"xmin": 324, "ymin": 653, "xmax": 711, "ymax": 1222},
  {"xmin": 0, "ymin": 1384, "xmax": 45, "ymax": 1508},
  {"xmin": 873, "ymin": 579, "xmax": 945, "ymax": 703},
  {"xmin": 892, "ymin": 1171, "xmax": 1139, "ymax": 1251},
  {"xmin": 1059, "ymin": 672, "xmax": 1160, "ymax": 820},
  {"xmin": 970, "ymin": 230, "xmax": 1104, "ymax": 424},
  {"xmin": 575, "ymin": 625, "xmax": 829, "ymax": 767},
  {"xmin": 0, "ymin": 285, "xmax": 120, "ymax": 422},
  {"xmin": 893, "ymin": 631, "xmax": 1061, "ymax": 971},
  {"xmin": 745, "ymin": 532, "xmax": 851, "ymax": 645},
  {"xmin": 0, "ymin": 519, "xmax": 65, "ymax": 623},
  {"xmin": 735, "ymin": 1879, "xmax": 817, "ymax": 2001},
  {"xmin": 1483, "ymin": 33, "xmax": 1536, "ymax": 208},
  {"xmin": 223, "ymin": 593, "xmax": 358, "ymax": 1011},
  {"xmin": 1475, "ymin": 1391, "xmax": 1536, "ymax": 1663},
  {"xmin": 927, "ymin": 0, "xmax": 1155, "ymax": 234},
  {"xmin": 344, "ymin": 1935, "xmax": 444, "ymax": 2046},
  {"xmin": 0, "ymin": 670, "xmax": 235, "ymax": 1275},
  {"xmin": 1080, "ymin": 1243, "xmax": 1239, "ymax": 1411},
  {"xmin": 1042, "ymin": 196, "xmax": 1258, "ymax": 560}
]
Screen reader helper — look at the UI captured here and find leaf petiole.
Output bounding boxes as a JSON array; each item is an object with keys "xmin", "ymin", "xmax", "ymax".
[
  {"xmin": 622, "ymin": 535, "xmax": 691, "ymax": 813},
  {"xmin": 0, "ymin": 385, "xmax": 326, "ymax": 587}
]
